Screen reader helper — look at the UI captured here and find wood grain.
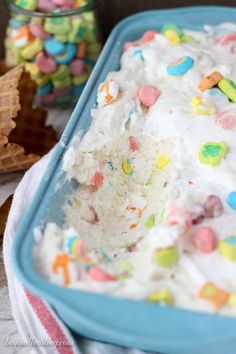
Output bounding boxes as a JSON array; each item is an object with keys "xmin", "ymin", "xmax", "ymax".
[
  {"xmin": 0, "ymin": 2, "xmax": 9, "ymax": 59},
  {"xmin": 0, "ymin": 195, "xmax": 13, "ymax": 242},
  {"xmin": 97, "ymin": 0, "xmax": 236, "ymax": 38}
]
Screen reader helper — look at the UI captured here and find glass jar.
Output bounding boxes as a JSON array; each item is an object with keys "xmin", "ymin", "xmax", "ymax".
[{"xmin": 4, "ymin": 0, "xmax": 101, "ymax": 105}]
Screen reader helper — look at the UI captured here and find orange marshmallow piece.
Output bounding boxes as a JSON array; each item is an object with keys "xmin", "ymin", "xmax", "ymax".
[
  {"xmin": 198, "ymin": 282, "xmax": 229, "ymax": 309},
  {"xmin": 52, "ymin": 253, "xmax": 71, "ymax": 285},
  {"xmin": 76, "ymin": 40, "xmax": 87, "ymax": 59},
  {"xmin": 198, "ymin": 71, "xmax": 224, "ymax": 92}
]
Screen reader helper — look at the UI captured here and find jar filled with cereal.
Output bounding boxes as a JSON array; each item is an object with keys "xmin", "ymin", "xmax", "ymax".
[{"xmin": 4, "ymin": 0, "xmax": 101, "ymax": 105}]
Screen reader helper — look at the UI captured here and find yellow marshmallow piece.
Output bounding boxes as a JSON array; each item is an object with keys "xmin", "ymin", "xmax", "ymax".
[
  {"xmin": 156, "ymin": 155, "xmax": 171, "ymax": 169},
  {"xmin": 229, "ymin": 293, "xmax": 236, "ymax": 307},
  {"xmin": 148, "ymin": 289, "xmax": 173, "ymax": 305},
  {"xmin": 191, "ymin": 96, "xmax": 216, "ymax": 116},
  {"xmin": 21, "ymin": 38, "xmax": 43, "ymax": 60}
]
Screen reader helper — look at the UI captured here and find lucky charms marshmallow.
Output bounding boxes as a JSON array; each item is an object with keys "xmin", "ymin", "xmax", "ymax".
[
  {"xmin": 5, "ymin": 0, "xmax": 101, "ymax": 104},
  {"xmin": 34, "ymin": 22, "xmax": 236, "ymax": 318}
]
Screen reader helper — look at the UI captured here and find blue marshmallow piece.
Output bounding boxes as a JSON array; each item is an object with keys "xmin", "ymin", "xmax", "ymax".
[
  {"xmin": 9, "ymin": 18, "xmax": 25, "ymax": 29},
  {"xmin": 55, "ymin": 43, "xmax": 77, "ymax": 64},
  {"xmin": 132, "ymin": 50, "xmax": 144, "ymax": 61},
  {"xmin": 227, "ymin": 191, "xmax": 236, "ymax": 210},
  {"xmin": 44, "ymin": 38, "xmax": 66, "ymax": 56},
  {"xmin": 37, "ymin": 82, "xmax": 53, "ymax": 96},
  {"xmin": 167, "ymin": 55, "xmax": 194, "ymax": 76}
]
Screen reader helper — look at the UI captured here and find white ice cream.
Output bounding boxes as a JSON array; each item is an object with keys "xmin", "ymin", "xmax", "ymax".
[{"xmin": 35, "ymin": 23, "xmax": 236, "ymax": 316}]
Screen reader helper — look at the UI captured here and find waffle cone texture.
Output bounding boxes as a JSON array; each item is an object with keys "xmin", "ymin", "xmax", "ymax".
[{"xmin": 0, "ymin": 63, "xmax": 57, "ymax": 173}]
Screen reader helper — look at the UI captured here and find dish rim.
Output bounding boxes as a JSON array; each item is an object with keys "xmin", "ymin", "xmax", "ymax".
[{"xmin": 11, "ymin": 6, "xmax": 236, "ymax": 353}]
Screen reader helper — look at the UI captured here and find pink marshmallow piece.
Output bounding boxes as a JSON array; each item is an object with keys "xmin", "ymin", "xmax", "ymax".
[
  {"xmin": 76, "ymin": 242, "xmax": 92, "ymax": 264},
  {"xmin": 192, "ymin": 226, "xmax": 218, "ymax": 253},
  {"xmin": 91, "ymin": 172, "xmax": 104, "ymax": 189},
  {"xmin": 123, "ymin": 41, "xmax": 139, "ymax": 51},
  {"xmin": 129, "ymin": 136, "xmax": 139, "ymax": 152},
  {"xmin": 75, "ymin": 239, "xmax": 92, "ymax": 263},
  {"xmin": 218, "ymin": 33, "xmax": 236, "ymax": 46},
  {"xmin": 38, "ymin": 0, "xmax": 56, "ymax": 13},
  {"xmin": 69, "ymin": 59, "xmax": 84, "ymax": 76},
  {"xmin": 204, "ymin": 195, "xmax": 224, "ymax": 218},
  {"xmin": 138, "ymin": 85, "xmax": 161, "ymax": 108},
  {"xmin": 28, "ymin": 23, "xmax": 49, "ymax": 40},
  {"xmin": 88, "ymin": 266, "xmax": 116, "ymax": 282},
  {"xmin": 168, "ymin": 202, "xmax": 192, "ymax": 229},
  {"xmin": 53, "ymin": 86, "xmax": 71, "ymax": 97},
  {"xmin": 36, "ymin": 52, "xmax": 58, "ymax": 74},
  {"xmin": 141, "ymin": 30, "xmax": 158, "ymax": 44},
  {"xmin": 215, "ymin": 110, "xmax": 236, "ymax": 130},
  {"xmin": 52, "ymin": 0, "xmax": 74, "ymax": 6},
  {"xmin": 37, "ymin": 93, "xmax": 55, "ymax": 104}
]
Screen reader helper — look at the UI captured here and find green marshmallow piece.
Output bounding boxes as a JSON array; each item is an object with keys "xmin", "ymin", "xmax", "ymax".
[
  {"xmin": 16, "ymin": 0, "xmax": 37, "ymax": 11},
  {"xmin": 118, "ymin": 260, "xmax": 133, "ymax": 281},
  {"xmin": 50, "ymin": 65, "xmax": 69, "ymax": 81},
  {"xmin": 72, "ymin": 74, "xmax": 88, "ymax": 85},
  {"xmin": 119, "ymin": 260, "xmax": 132, "ymax": 273},
  {"xmin": 53, "ymin": 76, "xmax": 71, "ymax": 89},
  {"xmin": 44, "ymin": 17, "xmax": 71, "ymax": 35},
  {"xmin": 35, "ymin": 76, "xmax": 50, "ymax": 87},
  {"xmin": 85, "ymin": 25, "xmax": 96, "ymax": 42},
  {"xmin": 31, "ymin": 18, "xmax": 43, "ymax": 24},
  {"xmin": 14, "ymin": 14, "xmax": 29, "ymax": 23},
  {"xmin": 5, "ymin": 46, "xmax": 22, "ymax": 66},
  {"xmin": 155, "ymin": 247, "xmax": 178, "ymax": 267},
  {"xmin": 145, "ymin": 215, "xmax": 155, "ymax": 229},
  {"xmin": 82, "ymin": 12, "xmax": 96, "ymax": 23},
  {"xmin": 55, "ymin": 34, "xmax": 69, "ymax": 43},
  {"xmin": 218, "ymin": 78, "xmax": 236, "ymax": 103},
  {"xmin": 68, "ymin": 19, "xmax": 86, "ymax": 43},
  {"xmin": 198, "ymin": 142, "xmax": 228, "ymax": 167},
  {"xmin": 182, "ymin": 34, "xmax": 193, "ymax": 42},
  {"xmin": 5, "ymin": 37, "xmax": 13, "ymax": 49},
  {"xmin": 162, "ymin": 24, "xmax": 184, "ymax": 38},
  {"xmin": 87, "ymin": 42, "xmax": 102, "ymax": 54}
]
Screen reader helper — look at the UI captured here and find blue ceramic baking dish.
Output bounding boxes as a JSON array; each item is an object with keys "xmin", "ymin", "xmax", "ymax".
[{"xmin": 12, "ymin": 7, "xmax": 236, "ymax": 354}]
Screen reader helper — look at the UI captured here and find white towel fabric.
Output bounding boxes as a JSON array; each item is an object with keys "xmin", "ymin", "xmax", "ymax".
[{"xmin": 3, "ymin": 148, "xmax": 150, "ymax": 354}]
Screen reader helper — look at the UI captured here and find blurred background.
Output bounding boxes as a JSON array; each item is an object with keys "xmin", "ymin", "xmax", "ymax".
[{"xmin": 0, "ymin": 0, "xmax": 235, "ymax": 59}]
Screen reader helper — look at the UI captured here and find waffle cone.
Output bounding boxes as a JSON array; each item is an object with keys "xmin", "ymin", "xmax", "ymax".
[
  {"xmin": 9, "ymin": 107, "xmax": 57, "ymax": 156},
  {"xmin": 0, "ymin": 62, "xmax": 58, "ymax": 174},
  {"xmin": 0, "ymin": 64, "xmax": 24, "ymax": 83},
  {"xmin": 0, "ymin": 143, "xmax": 40, "ymax": 173},
  {"xmin": 9, "ymin": 69, "xmax": 57, "ymax": 156},
  {"xmin": 0, "ymin": 65, "xmax": 23, "ymax": 146}
]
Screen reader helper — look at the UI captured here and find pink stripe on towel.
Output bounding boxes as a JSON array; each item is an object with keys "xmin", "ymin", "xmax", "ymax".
[{"xmin": 25, "ymin": 289, "xmax": 76, "ymax": 354}]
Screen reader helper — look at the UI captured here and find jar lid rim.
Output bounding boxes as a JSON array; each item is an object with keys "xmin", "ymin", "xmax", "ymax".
[{"xmin": 4, "ymin": 0, "xmax": 99, "ymax": 17}]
